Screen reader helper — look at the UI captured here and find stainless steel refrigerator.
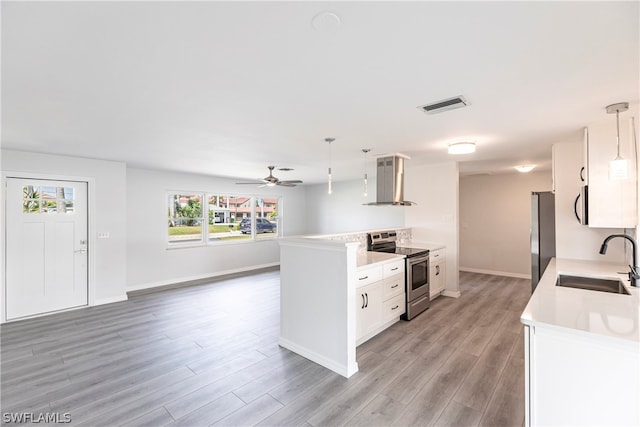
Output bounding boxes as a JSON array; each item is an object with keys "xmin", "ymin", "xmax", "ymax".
[{"xmin": 531, "ymin": 191, "xmax": 556, "ymax": 292}]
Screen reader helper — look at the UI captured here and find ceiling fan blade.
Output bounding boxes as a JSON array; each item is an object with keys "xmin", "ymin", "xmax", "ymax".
[{"xmin": 236, "ymin": 166, "xmax": 301, "ymax": 187}]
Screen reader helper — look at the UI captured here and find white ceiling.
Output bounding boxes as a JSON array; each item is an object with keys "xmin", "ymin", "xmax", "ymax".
[{"xmin": 2, "ymin": 1, "xmax": 639, "ymax": 184}]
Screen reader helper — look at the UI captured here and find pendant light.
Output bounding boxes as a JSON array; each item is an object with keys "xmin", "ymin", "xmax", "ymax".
[
  {"xmin": 606, "ymin": 102, "xmax": 629, "ymax": 180},
  {"xmin": 325, "ymin": 137, "xmax": 335, "ymax": 194},
  {"xmin": 361, "ymin": 149, "xmax": 370, "ymax": 197}
]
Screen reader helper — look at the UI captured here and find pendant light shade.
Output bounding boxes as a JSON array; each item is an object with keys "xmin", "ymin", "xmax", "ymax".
[
  {"xmin": 325, "ymin": 137, "xmax": 335, "ymax": 194},
  {"xmin": 362, "ymin": 149, "xmax": 370, "ymax": 197},
  {"xmin": 606, "ymin": 102, "xmax": 629, "ymax": 181}
]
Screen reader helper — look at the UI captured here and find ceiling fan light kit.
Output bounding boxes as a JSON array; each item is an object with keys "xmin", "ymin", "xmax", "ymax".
[{"xmin": 235, "ymin": 166, "xmax": 302, "ymax": 187}]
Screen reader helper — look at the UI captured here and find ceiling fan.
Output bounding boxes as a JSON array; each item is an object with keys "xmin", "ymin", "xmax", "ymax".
[{"xmin": 236, "ymin": 166, "xmax": 303, "ymax": 187}]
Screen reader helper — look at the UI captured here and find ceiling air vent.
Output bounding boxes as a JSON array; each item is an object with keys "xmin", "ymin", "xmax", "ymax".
[{"xmin": 418, "ymin": 95, "xmax": 469, "ymax": 114}]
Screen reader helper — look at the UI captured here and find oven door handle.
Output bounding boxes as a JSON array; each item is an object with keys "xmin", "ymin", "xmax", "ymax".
[{"xmin": 412, "ymin": 295, "xmax": 429, "ymax": 305}]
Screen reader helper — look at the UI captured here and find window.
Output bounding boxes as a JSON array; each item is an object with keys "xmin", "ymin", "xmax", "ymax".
[
  {"xmin": 207, "ymin": 195, "xmax": 251, "ymax": 242},
  {"xmin": 23, "ymin": 185, "xmax": 74, "ymax": 214},
  {"xmin": 255, "ymin": 197, "xmax": 279, "ymax": 239},
  {"xmin": 168, "ymin": 192, "xmax": 281, "ymax": 246},
  {"xmin": 168, "ymin": 193, "xmax": 204, "ymax": 244}
]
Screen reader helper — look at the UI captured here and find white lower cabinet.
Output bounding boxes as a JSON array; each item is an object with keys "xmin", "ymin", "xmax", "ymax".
[
  {"xmin": 429, "ymin": 249, "xmax": 446, "ymax": 298},
  {"xmin": 355, "ymin": 282, "xmax": 382, "ymax": 340},
  {"xmin": 524, "ymin": 325, "xmax": 639, "ymax": 426},
  {"xmin": 355, "ymin": 260, "xmax": 405, "ymax": 345}
]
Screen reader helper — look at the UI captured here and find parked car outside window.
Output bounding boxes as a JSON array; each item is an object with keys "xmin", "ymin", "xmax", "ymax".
[{"xmin": 239, "ymin": 217, "xmax": 276, "ymax": 234}]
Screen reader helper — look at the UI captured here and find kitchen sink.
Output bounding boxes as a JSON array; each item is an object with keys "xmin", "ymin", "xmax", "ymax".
[{"xmin": 556, "ymin": 274, "xmax": 631, "ymax": 295}]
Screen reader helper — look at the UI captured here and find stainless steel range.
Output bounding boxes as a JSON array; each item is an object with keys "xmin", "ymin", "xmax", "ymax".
[{"xmin": 367, "ymin": 230, "xmax": 430, "ymax": 320}]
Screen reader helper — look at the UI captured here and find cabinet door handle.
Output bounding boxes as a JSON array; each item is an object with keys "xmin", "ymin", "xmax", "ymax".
[
  {"xmin": 359, "ymin": 275, "xmax": 369, "ymax": 281},
  {"xmin": 391, "ymin": 305, "xmax": 399, "ymax": 310},
  {"xmin": 574, "ymin": 193, "xmax": 581, "ymax": 223},
  {"xmin": 365, "ymin": 293, "xmax": 368, "ymax": 308},
  {"xmin": 580, "ymin": 166, "xmax": 585, "ymax": 182},
  {"xmin": 390, "ymin": 267, "xmax": 398, "ymax": 271},
  {"xmin": 433, "ymin": 254, "xmax": 439, "ymax": 258},
  {"xmin": 391, "ymin": 284, "xmax": 399, "ymax": 289},
  {"xmin": 436, "ymin": 265, "xmax": 440, "ymax": 275},
  {"xmin": 361, "ymin": 294, "xmax": 365, "ymax": 309}
]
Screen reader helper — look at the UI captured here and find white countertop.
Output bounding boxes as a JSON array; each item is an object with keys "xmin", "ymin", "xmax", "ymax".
[
  {"xmin": 521, "ymin": 258, "xmax": 639, "ymax": 345},
  {"xmin": 398, "ymin": 241, "xmax": 445, "ymax": 252}
]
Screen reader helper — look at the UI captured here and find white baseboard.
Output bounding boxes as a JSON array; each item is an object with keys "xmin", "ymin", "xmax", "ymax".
[
  {"xmin": 93, "ymin": 294, "xmax": 128, "ymax": 306},
  {"xmin": 126, "ymin": 262, "xmax": 280, "ymax": 293},
  {"xmin": 459, "ymin": 267, "xmax": 531, "ymax": 279},
  {"xmin": 278, "ymin": 337, "xmax": 358, "ymax": 378},
  {"xmin": 441, "ymin": 290, "xmax": 461, "ymax": 298}
]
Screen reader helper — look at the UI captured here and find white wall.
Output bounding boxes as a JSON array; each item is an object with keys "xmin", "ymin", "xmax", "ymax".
[
  {"xmin": 459, "ymin": 171, "xmax": 552, "ymax": 277},
  {"xmin": 554, "ymin": 140, "xmax": 627, "ymax": 263},
  {"xmin": 1, "ymin": 149, "xmax": 128, "ymax": 308},
  {"xmin": 126, "ymin": 167, "xmax": 308, "ymax": 290},
  {"xmin": 404, "ymin": 162, "xmax": 460, "ymax": 295},
  {"xmin": 304, "ymin": 178, "xmax": 404, "ymax": 234}
]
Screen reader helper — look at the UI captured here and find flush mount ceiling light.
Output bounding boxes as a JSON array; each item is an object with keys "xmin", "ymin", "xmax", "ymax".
[
  {"xmin": 514, "ymin": 165, "xmax": 536, "ymax": 173},
  {"xmin": 311, "ymin": 11, "xmax": 341, "ymax": 31},
  {"xmin": 606, "ymin": 102, "xmax": 629, "ymax": 180},
  {"xmin": 448, "ymin": 141, "xmax": 476, "ymax": 155}
]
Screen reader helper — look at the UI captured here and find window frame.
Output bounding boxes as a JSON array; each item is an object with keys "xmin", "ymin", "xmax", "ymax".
[{"xmin": 166, "ymin": 190, "xmax": 282, "ymax": 249}]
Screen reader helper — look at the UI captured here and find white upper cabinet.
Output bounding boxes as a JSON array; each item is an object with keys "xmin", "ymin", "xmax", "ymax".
[{"xmin": 586, "ymin": 107, "xmax": 638, "ymax": 228}]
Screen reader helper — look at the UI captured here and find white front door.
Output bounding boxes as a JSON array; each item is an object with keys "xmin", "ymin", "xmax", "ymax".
[{"xmin": 6, "ymin": 178, "xmax": 88, "ymax": 320}]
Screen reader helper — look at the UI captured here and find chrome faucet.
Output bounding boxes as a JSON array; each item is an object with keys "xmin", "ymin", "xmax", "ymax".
[{"xmin": 599, "ymin": 234, "xmax": 639, "ymax": 287}]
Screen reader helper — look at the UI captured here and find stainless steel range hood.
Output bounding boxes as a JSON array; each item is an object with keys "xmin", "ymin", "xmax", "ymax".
[{"xmin": 366, "ymin": 154, "xmax": 415, "ymax": 206}]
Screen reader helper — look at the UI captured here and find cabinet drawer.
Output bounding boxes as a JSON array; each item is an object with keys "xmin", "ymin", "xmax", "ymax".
[
  {"xmin": 354, "ymin": 265, "xmax": 382, "ymax": 287},
  {"xmin": 382, "ymin": 294, "xmax": 405, "ymax": 323},
  {"xmin": 430, "ymin": 249, "xmax": 445, "ymax": 262},
  {"xmin": 383, "ymin": 260, "xmax": 405, "ymax": 278},
  {"xmin": 381, "ymin": 275, "xmax": 404, "ymax": 300}
]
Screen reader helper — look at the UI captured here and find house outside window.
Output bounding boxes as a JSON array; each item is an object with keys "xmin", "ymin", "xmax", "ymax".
[{"xmin": 168, "ymin": 192, "xmax": 281, "ymax": 246}]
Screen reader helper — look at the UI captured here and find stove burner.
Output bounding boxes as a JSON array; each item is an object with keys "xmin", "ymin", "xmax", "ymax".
[{"xmin": 367, "ymin": 231, "xmax": 429, "ymax": 257}]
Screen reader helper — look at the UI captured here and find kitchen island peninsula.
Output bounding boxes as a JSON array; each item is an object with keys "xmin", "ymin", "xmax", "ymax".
[{"xmin": 278, "ymin": 234, "xmax": 405, "ymax": 378}]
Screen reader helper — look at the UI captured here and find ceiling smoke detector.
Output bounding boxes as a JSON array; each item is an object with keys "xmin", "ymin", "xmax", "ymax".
[{"xmin": 418, "ymin": 95, "xmax": 469, "ymax": 115}]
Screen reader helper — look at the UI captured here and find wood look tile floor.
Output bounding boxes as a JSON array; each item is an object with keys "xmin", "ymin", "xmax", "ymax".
[{"xmin": 1, "ymin": 269, "xmax": 529, "ymax": 426}]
